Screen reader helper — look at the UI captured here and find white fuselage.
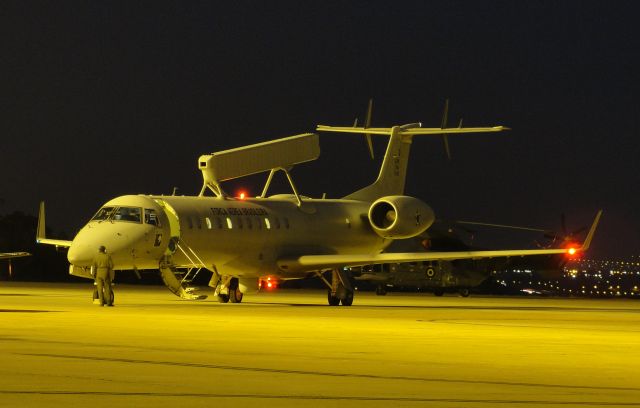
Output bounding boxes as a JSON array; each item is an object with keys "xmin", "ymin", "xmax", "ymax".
[{"xmin": 67, "ymin": 194, "xmax": 388, "ymax": 279}]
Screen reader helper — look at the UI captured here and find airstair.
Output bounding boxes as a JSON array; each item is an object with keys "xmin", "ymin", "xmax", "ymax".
[{"xmin": 159, "ymin": 238, "xmax": 208, "ymax": 300}]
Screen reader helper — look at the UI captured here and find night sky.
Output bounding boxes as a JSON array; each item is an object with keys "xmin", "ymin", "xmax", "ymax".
[{"xmin": 2, "ymin": 1, "xmax": 639, "ymax": 259}]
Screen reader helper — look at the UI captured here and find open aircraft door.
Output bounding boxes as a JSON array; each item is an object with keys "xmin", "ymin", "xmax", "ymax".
[{"xmin": 153, "ymin": 199, "xmax": 207, "ymax": 300}]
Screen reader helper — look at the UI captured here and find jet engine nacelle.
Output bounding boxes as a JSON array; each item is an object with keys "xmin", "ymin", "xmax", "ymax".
[{"xmin": 368, "ymin": 195, "xmax": 435, "ymax": 239}]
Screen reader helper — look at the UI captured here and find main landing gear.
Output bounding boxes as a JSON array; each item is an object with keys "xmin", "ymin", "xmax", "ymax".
[
  {"xmin": 321, "ymin": 269, "xmax": 354, "ymax": 306},
  {"xmin": 214, "ymin": 276, "xmax": 244, "ymax": 303}
]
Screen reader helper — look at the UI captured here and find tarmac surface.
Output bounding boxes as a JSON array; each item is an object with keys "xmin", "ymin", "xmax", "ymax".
[{"xmin": 0, "ymin": 282, "xmax": 639, "ymax": 407}]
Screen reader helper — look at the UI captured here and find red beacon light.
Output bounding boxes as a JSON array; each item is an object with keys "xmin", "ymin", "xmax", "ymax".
[
  {"xmin": 236, "ymin": 190, "xmax": 248, "ymax": 200},
  {"xmin": 567, "ymin": 247, "xmax": 577, "ymax": 256}
]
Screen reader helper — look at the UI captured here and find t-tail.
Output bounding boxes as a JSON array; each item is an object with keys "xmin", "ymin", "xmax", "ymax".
[{"xmin": 316, "ymin": 123, "xmax": 509, "ymax": 202}]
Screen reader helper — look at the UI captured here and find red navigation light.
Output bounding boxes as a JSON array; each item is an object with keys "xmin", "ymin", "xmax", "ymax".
[
  {"xmin": 238, "ymin": 191, "xmax": 247, "ymax": 200},
  {"xmin": 568, "ymin": 247, "xmax": 577, "ymax": 256}
]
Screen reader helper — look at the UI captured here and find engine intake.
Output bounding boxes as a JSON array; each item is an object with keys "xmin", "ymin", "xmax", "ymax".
[{"xmin": 369, "ymin": 195, "xmax": 435, "ymax": 239}]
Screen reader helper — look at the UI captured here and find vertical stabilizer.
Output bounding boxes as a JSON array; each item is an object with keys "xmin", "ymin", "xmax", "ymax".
[{"xmin": 344, "ymin": 125, "xmax": 414, "ymax": 201}]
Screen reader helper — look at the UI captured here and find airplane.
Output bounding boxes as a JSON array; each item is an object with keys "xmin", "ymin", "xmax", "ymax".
[
  {"xmin": 36, "ymin": 118, "xmax": 598, "ymax": 306},
  {"xmin": 0, "ymin": 251, "xmax": 31, "ymax": 279},
  {"xmin": 0, "ymin": 252, "xmax": 30, "ymax": 260},
  {"xmin": 351, "ymin": 213, "xmax": 602, "ymax": 297}
]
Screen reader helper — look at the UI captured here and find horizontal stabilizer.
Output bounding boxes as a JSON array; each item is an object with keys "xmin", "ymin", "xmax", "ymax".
[{"xmin": 317, "ymin": 125, "xmax": 509, "ymax": 136}]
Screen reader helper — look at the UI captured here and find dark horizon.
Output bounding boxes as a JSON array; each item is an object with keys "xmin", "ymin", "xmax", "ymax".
[{"xmin": 2, "ymin": 1, "xmax": 639, "ymax": 259}]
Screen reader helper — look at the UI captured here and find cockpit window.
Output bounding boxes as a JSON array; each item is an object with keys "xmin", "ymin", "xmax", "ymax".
[
  {"xmin": 113, "ymin": 207, "xmax": 142, "ymax": 223},
  {"xmin": 91, "ymin": 207, "xmax": 116, "ymax": 222},
  {"xmin": 144, "ymin": 209, "xmax": 160, "ymax": 226}
]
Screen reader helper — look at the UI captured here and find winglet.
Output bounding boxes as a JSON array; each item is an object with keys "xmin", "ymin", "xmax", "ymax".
[
  {"xmin": 37, "ymin": 201, "xmax": 46, "ymax": 242},
  {"xmin": 580, "ymin": 210, "xmax": 603, "ymax": 252},
  {"xmin": 36, "ymin": 201, "xmax": 73, "ymax": 247}
]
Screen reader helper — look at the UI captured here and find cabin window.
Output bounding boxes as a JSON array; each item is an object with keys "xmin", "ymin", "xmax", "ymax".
[
  {"xmin": 283, "ymin": 217, "xmax": 290, "ymax": 229},
  {"xmin": 215, "ymin": 216, "xmax": 223, "ymax": 229},
  {"xmin": 264, "ymin": 218, "xmax": 271, "ymax": 230},
  {"xmin": 91, "ymin": 206, "xmax": 115, "ymax": 221},
  {"xmin": 196, "ymin": 217, "xmax": 202, "ymax": 229},
  {"xmin": 205, "ymin": 217, "xmax": 212, "ymax": 229},
  {"xmin": 187, "ymin": 217, "xmax": 193, "ymax": 229},
  {"xmin": 144, "ymin": 209, "xmax": 160, "ymax": 226},
  {"xmin": 274, "ymin": 217, "xmax": 281, "ymax": 229},
  {"xmin": 226, "ymin": 217, "xmax": 233, "ymax": 229},
  {"xmin": 237, "ymin": 217, "xmax": 243, "ymax": 229},
  {"xmin": 113, "ymin": 207, "xmax": 142, "ymax": 223},
  {"xmin": 246, "ymin": 217, "xmax": 252, "ymax": 229}
]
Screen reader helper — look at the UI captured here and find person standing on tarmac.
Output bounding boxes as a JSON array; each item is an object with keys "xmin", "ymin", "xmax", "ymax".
[{"xmin": 91, "ymin": 245, "xmax": 114, "ymax": 306}]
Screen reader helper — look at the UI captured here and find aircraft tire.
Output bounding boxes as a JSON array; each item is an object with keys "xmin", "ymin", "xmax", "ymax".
[
  {"xmin": 375, "ymin": 285, "xmax": 387, "ymax": 296},
  {"xmin": 228, "ymin": 277, "xmax": 243, "ymax": 303},
  {"xmin": 340, "ymin": 290, "xmax": 354, "ymax": 306},
  {"xmin": 229, "ymin": 288, "xmax": 243, "ymax": 303},
  {"xmin": 433, "ymin": 289, "xmax": 445, "ymax": 297},
  {"xmin": 218, "ymin": 294, "xmax": 230, "ymax": 303},
  {"xmin": 327, "ymin": 290, "xmax": 340, "ymax": 306},
  {"xmin": 459, "ymin": 288, "xmax": 470, "ymax": 297}
]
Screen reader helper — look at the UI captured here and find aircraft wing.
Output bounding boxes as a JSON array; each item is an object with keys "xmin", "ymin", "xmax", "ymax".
[
  {"xmin": 36, "ymin": 238, "xmax": 73, "ymax": 247},
  {"xmin": 278, "ymin": 248, "xmax": 573, "ymax": 273},
  {"xmin": 278, "ymin": 210, "xmax": 602, "ymax": 274},
  {"xmin": 0, "ymin": 252, "xmax": 31, "ymax": 260}
]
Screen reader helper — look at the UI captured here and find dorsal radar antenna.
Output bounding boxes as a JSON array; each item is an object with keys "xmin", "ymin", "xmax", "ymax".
[{"xmin": 197, "ymin": 133, "xmax": 320, "ymax": 205}]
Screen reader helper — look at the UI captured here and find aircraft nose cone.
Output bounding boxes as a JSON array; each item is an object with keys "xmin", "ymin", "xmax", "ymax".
[{"xmin": 68, "ymin": 242, "xmax": 95, "ymax": 267}]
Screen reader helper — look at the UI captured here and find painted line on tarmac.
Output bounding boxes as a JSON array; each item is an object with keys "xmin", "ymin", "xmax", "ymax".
[
  {"xmin": 0, "ymin": 390, "xmax": 638, "ymax": 405},
  {"xmin": 18, "ymin": 352, "xmax": 640, "ymax": 393}
]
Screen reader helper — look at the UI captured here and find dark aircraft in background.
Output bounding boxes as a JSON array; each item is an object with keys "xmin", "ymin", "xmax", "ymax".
[
  {"xmin": 351, "ymin": 211, "xmax": 602, "ymax": 296},
  {"xmin": 0, "ymin": 252, "xmax": 30, "ymax": 260},
  {"xmin": 0, "ymin": 251, "xmax": 31, "ymax": 279}
]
